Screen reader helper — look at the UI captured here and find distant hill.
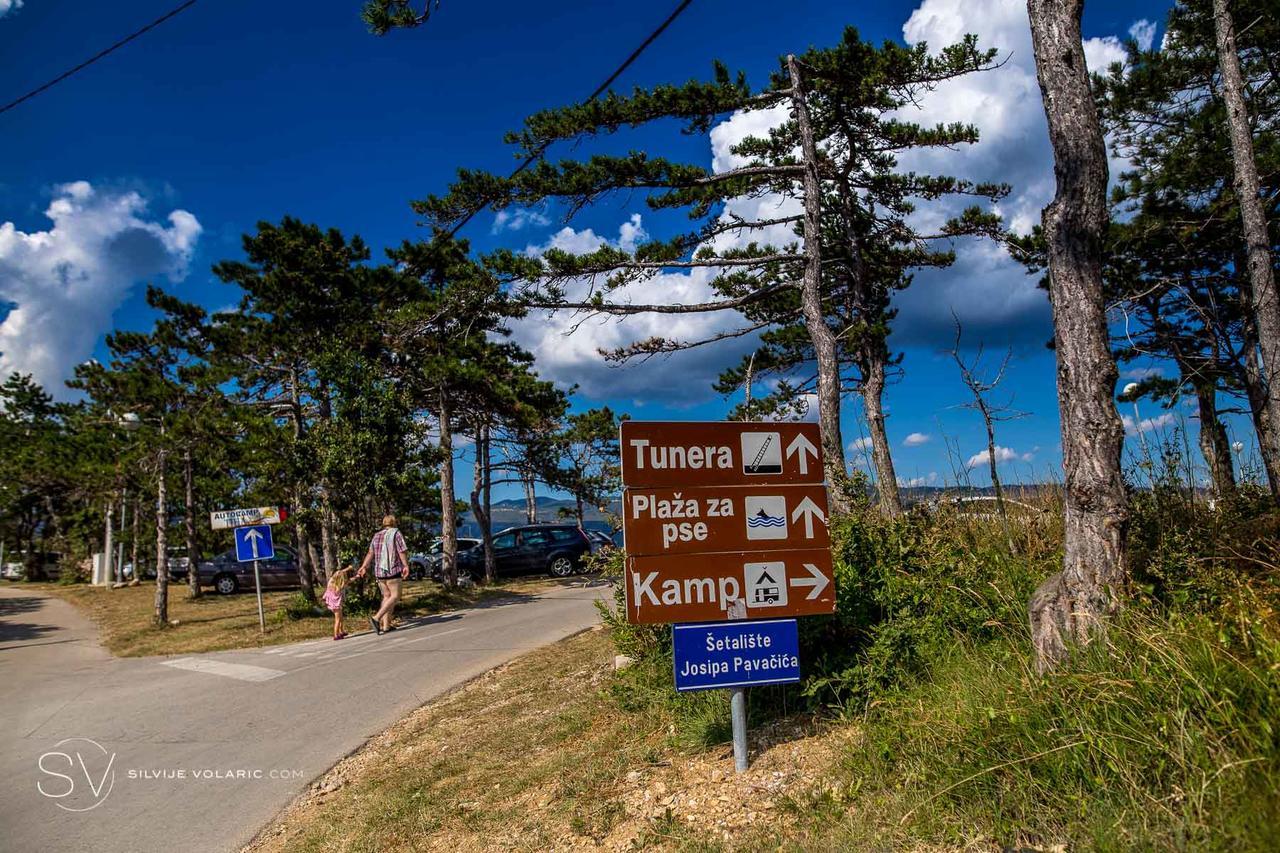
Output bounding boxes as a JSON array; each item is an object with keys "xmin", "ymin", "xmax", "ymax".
[{"xmin": 456, "ymin": 497, "xmax": 622, "ymax": 537}]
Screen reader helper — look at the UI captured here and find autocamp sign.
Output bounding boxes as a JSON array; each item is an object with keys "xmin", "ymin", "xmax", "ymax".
[{"xmin": 209, "ymin": 506, "xmax": 286, "ymax": 530}]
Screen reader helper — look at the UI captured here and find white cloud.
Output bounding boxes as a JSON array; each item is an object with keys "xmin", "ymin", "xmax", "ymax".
[
  {"xmin": 899, "ymin": 472, "xmax": 940, "ymax": 488},
  {"xmin": 890, "ymin": 0, "xmax": 1145, "ymax": 349},
  {"xmin": 1121, "ymin": 366, "xmax": 1163, "ymax": 381},
  {"xmin": 903, "ymin": 431, "xmax": 932, "ymax": 447},
  {"xmin": 1123, "ymin": 411, "xmax": 1177, "ymax": 436},
  {"xmin": 0, "ymin": 182, "xmax": 201, "ymax": 396},
  {"xmin": 966, "ymin": 444, "xmax": 1034, "ymax": 469},
  {"xmin": 847, "ymin": 436, "xmax": 874, "ymax": 454},
  {"xmin": 0, "ymin": 0, "xmax": 23, "ymax": 19},
  {"xmin": 1083, "ymin": 36, "xmax": 1128, "ymax": 75},
  {"xmin": 1129, "ymin": 19, "xmax": 1157, "ymax": 52},
  {"xmin": 491, "ymin": 207, "xmax": 550, "ymax": 234},
  {"xmin": 508, "ymin": 215, "xmax": 756, "ymax": 403}
]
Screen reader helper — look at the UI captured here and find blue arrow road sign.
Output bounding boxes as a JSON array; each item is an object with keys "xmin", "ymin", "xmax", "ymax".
[
  {"xmin": 673, "ymin": 618, "xmax": 800, "ymax": 692},
  {"xmin": 234, "ymin": 524, "xmax": 274, "ymax": 563}
]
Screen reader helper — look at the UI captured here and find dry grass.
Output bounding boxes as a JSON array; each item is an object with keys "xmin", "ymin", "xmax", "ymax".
[
  {"xmin": 34, "ymin": 575, "xmax": 570, "ymax": 657},
  {"xmin": 244, "ymin": 629, "xmax": 845, "ymax": 853}
]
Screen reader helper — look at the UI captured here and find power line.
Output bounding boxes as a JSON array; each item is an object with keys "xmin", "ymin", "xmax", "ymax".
[
  {"xmin": 447, "ymin": 0, "xmax": 694, "ymax": 236},
  {"xmin": 0, "ymin": 0, "xmax": 199, "ymax": 116}
]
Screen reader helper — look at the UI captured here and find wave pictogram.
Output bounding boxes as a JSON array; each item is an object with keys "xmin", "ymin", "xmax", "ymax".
[{"xmin": 746, "ymin": 509, "xmax": 786, "ymax": 528}]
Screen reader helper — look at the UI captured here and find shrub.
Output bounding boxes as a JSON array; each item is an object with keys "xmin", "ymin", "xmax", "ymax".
[{"xmin": 800, "ymin": 507, "xmax": 1049, "ymax": 710}]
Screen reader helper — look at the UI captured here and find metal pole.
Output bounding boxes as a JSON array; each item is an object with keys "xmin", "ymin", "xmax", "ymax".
[
  {"xmin": 252, "ymin": 559, "xmax": 265, "ymax": 633},
  {"xmin": 730, "ymin": 687, "xmax": 748, "ymax": 773},
  {"xmin": 727, "ymin": 597, "xmax": 749, "ymax": 773}
]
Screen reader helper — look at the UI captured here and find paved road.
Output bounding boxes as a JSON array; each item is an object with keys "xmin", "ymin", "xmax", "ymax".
[{"xmin": 0, "ymin": 580, "xmax": 607, "ymax": 853}]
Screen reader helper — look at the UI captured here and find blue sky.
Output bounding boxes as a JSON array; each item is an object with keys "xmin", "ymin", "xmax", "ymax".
[{"xmin": 5, "ymin": 0, "xmax": 1240, "ymax": 501}]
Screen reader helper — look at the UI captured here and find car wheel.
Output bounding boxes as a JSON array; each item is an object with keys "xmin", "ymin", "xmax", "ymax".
[
  {"xmin": 214, "ymin": 573, "xmax": 239, "ymax": 595},
  {"xmin": 547, "ymin": 555, "xmax": 575, "ymax": 578}
]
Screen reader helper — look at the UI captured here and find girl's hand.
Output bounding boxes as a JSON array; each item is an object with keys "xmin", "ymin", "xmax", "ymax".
[{"xmin": 400, "ymin": 565, "xmax": 409, "ymax": 580}]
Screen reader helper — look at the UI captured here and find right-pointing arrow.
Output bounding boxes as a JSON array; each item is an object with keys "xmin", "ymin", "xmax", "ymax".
[
  {"xmin": 789, "ymin": 563, "xmax": 830, "ymax": 600},
  {"xmin": 790, "ymin": 496, "xmax": 827, "ymax": 538}
]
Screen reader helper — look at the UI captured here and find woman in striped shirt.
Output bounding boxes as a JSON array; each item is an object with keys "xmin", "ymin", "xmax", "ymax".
[{"xmin": 356, "ymin": 514, "xmax": 410, "ymax": 635}]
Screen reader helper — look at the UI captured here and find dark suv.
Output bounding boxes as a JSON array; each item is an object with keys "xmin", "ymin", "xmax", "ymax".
[{"xmin": 456, "ymin": 524, "xmax": 592, "ymax": 579}]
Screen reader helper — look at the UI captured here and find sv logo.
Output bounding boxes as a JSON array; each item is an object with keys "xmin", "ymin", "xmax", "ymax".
[{"xmin": 37, "ymin": 738, "xmax": 117, "ymax": 812}]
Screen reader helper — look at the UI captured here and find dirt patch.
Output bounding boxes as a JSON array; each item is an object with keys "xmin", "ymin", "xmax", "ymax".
[{"xmin": 244, "ymin": 628, "xmax": 852, "ymax": 852}]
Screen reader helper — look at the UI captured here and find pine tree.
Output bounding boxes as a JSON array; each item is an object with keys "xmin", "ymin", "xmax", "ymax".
[
  {"xmin": 423, "ymin": 28, "xmax": 1004, "ymax": 515},
  {"xmin": 1026, "ymin": 0, "xmax": 1129, "ymax": 673}
]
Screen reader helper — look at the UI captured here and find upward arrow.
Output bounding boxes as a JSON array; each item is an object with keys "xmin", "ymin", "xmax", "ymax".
[
  {"xmin": 244, "ymin": 528, "xmax": 263, "ymax": 560},
  {"xmin": 785, "ymin": 433, "xmax": 819, "ymax": 476},
  {"xmin": 790, "ymin": 496, "xmax": 827, "ymax": 538}
]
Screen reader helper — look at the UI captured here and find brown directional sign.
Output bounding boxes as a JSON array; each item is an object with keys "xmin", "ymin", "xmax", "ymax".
[
  {"xmin": 625, "ymin": 549, "xmax": 836, "ymax": 624},
  {"xmin": 620, "ymin": 421, "xmax": 824, "ymax": 488},
  {"xmin": 622, "ymin": 485, "xmax": 829, "ymax": 557},
  {"xmin": 620, "ymin": 420, "xmax": 836, "ymax": 625}
]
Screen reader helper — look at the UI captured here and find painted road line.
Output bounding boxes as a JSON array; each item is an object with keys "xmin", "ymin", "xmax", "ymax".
[{"xmin": 162, "ymin": 658, "xmax": 288, "ymax": 682}]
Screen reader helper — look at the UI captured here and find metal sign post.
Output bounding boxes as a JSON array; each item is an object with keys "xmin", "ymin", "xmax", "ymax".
[
  {"xmin": 252, "ymin": 560, "xmax": 265, "ymax": 633},
  {"xmin": 234, "ymin": 525, "xmax": 274, "ymax": 634},
  {"xmin": 621, "ymin": 421, "xmax": 833, "ymax": 774}
]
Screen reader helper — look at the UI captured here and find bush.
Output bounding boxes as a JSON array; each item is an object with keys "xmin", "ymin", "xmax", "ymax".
[
  {"xmin": 599, "ymin": 502, "xmax": 1056, "ymax": 716},
  {"xmin": 799, "ymin": 507, "xmax": 1049, "ymax": 709},
  {"xmin": 278, "ymin": 592, "xmax": 325, "ymax": 620}
]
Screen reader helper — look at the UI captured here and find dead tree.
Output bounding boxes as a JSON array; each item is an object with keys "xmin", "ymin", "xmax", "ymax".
[
  {"xmin": 950, "ymin": 317, "xmax": 1027, "ymax": 551},
  {"xmin": 1026, "ymin": 0, "xmax": 1130, "ymax": 673}
]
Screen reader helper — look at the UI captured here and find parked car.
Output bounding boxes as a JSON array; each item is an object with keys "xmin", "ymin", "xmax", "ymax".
[
  {"xmin": 2, "ymin": 562, "xmax": 24, "ymax": 580},
  {"xmin": 409, "ymin": 537, "xmax": 482, "ymax": 580},
  {"xmin": 197, "ymin": 546, "xmax": 301, "ymax": 595},
  {"xmin": 584, "ymin": 530, "xmax": 617, "ymax": 554},
  {"xmin": 456, "ymin": 524, "xmax": 592, "ymax": 579}
]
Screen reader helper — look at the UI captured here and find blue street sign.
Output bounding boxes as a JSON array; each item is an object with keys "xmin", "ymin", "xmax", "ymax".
[
  {"xmin": 234, "ymin": 524, "xmax": 274, "ymax": 563},
  {"xmin": 673, "ymin": 618, "xmax": 800, "ymax": 692}
]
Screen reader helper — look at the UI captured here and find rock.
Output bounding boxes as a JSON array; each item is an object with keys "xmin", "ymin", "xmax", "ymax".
[
  {"xmin": 613, "ymin": 654, "xmax": 636, "ymax": 671},
  {"xmin": 625, "ymin": 770, "xmax": 642, "ymax": 783}
]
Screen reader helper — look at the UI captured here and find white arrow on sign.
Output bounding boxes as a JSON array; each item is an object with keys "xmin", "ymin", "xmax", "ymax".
[
  {"xmin": 785, "ymin": 433, "xmax": 819, "ymax": 476},
  {"xmin": 789, "ymin": 562, "xmax": 830, "ymax": 600},
  {"xmin": 790, "ymin": 496, "xmax": 827, "ymax": 538},
  {"xmin": 244, "ymin": 528, "xmax": 264, "ymax": 560}
]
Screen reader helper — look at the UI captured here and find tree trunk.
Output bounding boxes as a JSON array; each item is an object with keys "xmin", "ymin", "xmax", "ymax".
[
  {"xmin": 183, "ymin": 447, "xmax": 200, "ymax": 598},
  {"xmin": 289, "ymin": 367, "xmax": 315, "ymax": 601},
  {"xmin": 1194, "ymin": 382, "xmax": 1235, "ymax": 498},
  {"xmin": 788, "ymin": 54, "xmax": 851, "ymax": 514},
  {"xmin": 130, "ymin": 494, "xmax": 140, "ymax": 585},
  {"xmin": 523, "ymin": 471, "xmax": 537, "ymax": 523},
  {"xmin": 154, "ymin": 445, "xmax": 169, "ymax": 627},
  {"xmin": 317, "ymin": 381, "xmax": 338, "ymax": 579},
  {"xmin": 102, "ymin": 499, "xmax": 115, "ymax": 588},
  {"xmin": 470, "ymin": 419, "xmax": 495, "ymax": 584},
  {"xmin": 438, "ymin": 387, "xmax": 458, "ymax": 586},
  {"xmin": 1241, "ymin": 324, "xmax": 1279, "ymax": 492},
  {"xmin": 482, "ymin": 427, "xmax": 494, "ymax": 582},
  {"xmin": 320, "ymin": 494, "xmax": 337, "ymax": 581},
  {"xmin": 1026, "ymin": 0, "xmax": 1129, "ymax": 674},
  {"xmin": 1212, "ymin": 0, "xmax": 1280, "ymax": 500},
  {"xmin": 983, "ymin": 408, "xmax": 1015, "ymax": 549},
  {"xmin": 861, "ymin": 352, "xmax": 903, "ymax": 516}
]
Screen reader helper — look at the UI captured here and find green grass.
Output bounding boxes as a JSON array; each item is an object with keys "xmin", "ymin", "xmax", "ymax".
[
  {"xmin": 33, "ymin": 575, "xmax": 572, "ymax": 657},
  {"xmin": 737, "ymin": 600, "xmax": 1280, "ymax": 851}
]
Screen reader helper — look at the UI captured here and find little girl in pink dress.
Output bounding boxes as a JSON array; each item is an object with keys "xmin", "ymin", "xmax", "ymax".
[{"xmin": 323, "ymin": 567, "xmax": 353, "ymax": 640}]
